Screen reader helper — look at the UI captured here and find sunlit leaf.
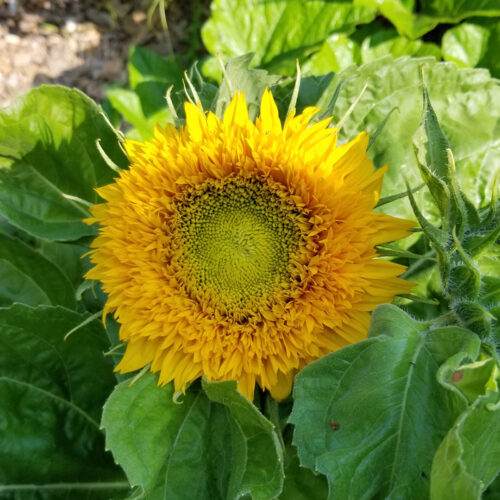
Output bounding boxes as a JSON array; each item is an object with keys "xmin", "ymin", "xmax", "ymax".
[
  {"xmin": 312, "ymin": 57, "xmax": 500, "ymax": 225},
  {"xmin": 202, "ymin": 0, "xmax": 376, "ymax": 74}
]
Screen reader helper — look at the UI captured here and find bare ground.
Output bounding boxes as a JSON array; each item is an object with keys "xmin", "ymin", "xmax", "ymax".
[{"xmin": 0, "ymin": 0, "xmax": 208, "ymax": 108}]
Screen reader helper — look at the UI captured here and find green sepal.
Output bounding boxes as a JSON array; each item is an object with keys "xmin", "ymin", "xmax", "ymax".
[
  {"xmin": 412, "ymin": 141, "xmax": 451, "ymax": 225},
  {"xmin": 447, "ymin": 228, "xmax": 482, "ymax": 301},
  {"xmin": 406, "ymin": 179, "xmax": 451, "ymax": 286},
  {"xmin": 413, "ymin": 85, "xmax": 469, "ymax": 235},
  {"xmin": 453, "ymin": 301, "xmax": 493, "ymax": 339},
  {"xmin": 375, "ymin": 182, "xmax": 424, "ymax": 208},
  {"xmin": 316, "ymin": 77, "xmax": 351, "ymax": 122},
  {"xmin": 413, "ymin": 86, "xmax": 451, "ymax": 180},
  {"xmin": 468, "ymin": 220, "xmax": 500, "ymax": 259},
  {"xmin": 448, "ymin": 265, "xmax": 482, "ymax": 302}
]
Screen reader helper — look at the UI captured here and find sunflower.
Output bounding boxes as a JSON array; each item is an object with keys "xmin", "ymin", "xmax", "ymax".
[{"xmin": 86, "ymin": 90, "xmax": 414, "ymax": 400}]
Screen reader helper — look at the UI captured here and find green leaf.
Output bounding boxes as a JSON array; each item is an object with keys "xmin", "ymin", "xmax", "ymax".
[
  {"xmin": 290, "ymin": 304, "xmax": 480, "ymax": 499},
  {"xmin": 303, "ymin": 34, "xmax": 360, "ymax": 74},
  {"xmin": 102, "ymin": 373, "xmax": 284, "ymax": 500},
  {"xmin": 128, "ymin": 46, "xmax": 182, "ymax": 90},
  {"xmin": 106, "ymin": 88, "xmax": 172, "ymax": 141},
  {"xmin": 313, "ymin": 57, "xmax": 500, "ymax": 225},
  {"xmin": 442, "ymin": 23, "xmax": 490, "ymax": 68},
  {"xmin": 358, "ymin": 26, "xmax": 441, "ymax": 63},
  {"xmin": 0, "ymin": 233, "xmax": 75, "ymax": 308},
  {"xmin": 357, "ymin": 0, "xmax": 500, "ymax": 39},
  {"xmin": 439, "ymin": 353, "xmax": 499, "ymax": 404},
  {"xmin": 355, "ymin": 0, "xmax": 437, "ymax": 40},
  {"xmin": 368, "ymin": 302, "xmax": 430, "ymax": 337},
  {"xmin": 0, "ymin": 86, "xmax": 127, "ymax": 241},
  {"xmin": 0, "ymin": 304, "xmax": 125, "ymax": 496},
  {"xmin": 202, "ymin": 379, "xmax": 284, "ymax": 499},
  {"xmin": 38, "ymin": 239, "xmax": 89, "ymax": 289},
  {"xmin": 107, "ymin": 46, "xmax": 184, "ymax": 140},
  {"xmin": 431, "ymin": 391, "xmax": 500, "ymax": 500},
  {"xmin": 202, "ymin": 0, "xmax": 376, "ymax": 74}
]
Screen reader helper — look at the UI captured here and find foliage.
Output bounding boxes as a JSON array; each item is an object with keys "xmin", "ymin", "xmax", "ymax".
[
  {"xmin": 1, "ymin": 1, "xmax": 500, "ymax": 498},
  {"xmin": 102, "ymin": 375, "xmax": 283, "ymax": 499},
  {"xmin": 202, "ymin": 0, "xmax": 500, "ymax": 77}
]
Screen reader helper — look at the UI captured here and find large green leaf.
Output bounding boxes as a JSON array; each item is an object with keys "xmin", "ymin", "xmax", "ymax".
[
  {"xmin": 312, "ymin": 57, "xmax": 500, "ymax": 224},
  {"xmin": 0, "ymin": 85, "xmax": 128, "ymax": 241},
  {"xmin": 290, "ymin": 304, "xmax": 480, "ymax": 499},
  {"xmin": 0, "ymin": 304, "xmax": 127, "ymax": 497},
  {"xmin": 356, "ymin": 0, "xmax": 500, "ymax": 39},
  {"xmin": 0, "ymin": 233, "xmax": 75, "ymax": 308},
  {"xmin": 202, "ymin": 0, "xmax": 376, "ymax": 75},
  {"xmin": 102, "ymin": 373, "xmax": 283, "ymax": 500},
  {"xmin": 431, "ymin": 391, "xmax": 500, "ymax": 499}
]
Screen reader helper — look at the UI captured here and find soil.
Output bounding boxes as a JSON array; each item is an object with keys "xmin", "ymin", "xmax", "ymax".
[{"xmin": 0, "ymin": 0, "xmax": 209, "ymax": 108}]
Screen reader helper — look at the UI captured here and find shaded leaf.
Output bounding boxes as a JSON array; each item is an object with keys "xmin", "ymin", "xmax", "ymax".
[
  {"xmin": 0, "ymin": 304, "xmax": 125, "ymax": 497},
  {"xmin": 290, "ymin": 304, "xmax": 480, "ymax": 499},
  {"xmin": 0, "ymin": 86, "xmax": 127, "ymax": 241},
  {"xmin": 280, "ymin": 444, "xmax": 328, "ymax": 500},
  {"xmin": 0, "ymin": 233, "xmax": 75, "ymax": 308},
  {"xmin": 38, "ymin": 239, "xmax": 89, "ymax": 289}
]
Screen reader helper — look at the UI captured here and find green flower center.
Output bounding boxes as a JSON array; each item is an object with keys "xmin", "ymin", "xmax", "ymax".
[{"xmin": 175, "ymin": 177, "xmax": 305, "ymax": 319}]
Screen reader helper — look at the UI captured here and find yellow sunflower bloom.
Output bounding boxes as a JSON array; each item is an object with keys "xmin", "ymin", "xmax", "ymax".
[{"xmin": 86, "ymin": 90, "xmax": 414, "ymax": 401}]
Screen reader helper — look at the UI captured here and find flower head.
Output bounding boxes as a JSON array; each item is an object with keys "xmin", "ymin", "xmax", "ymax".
[{"xmin": 87, "ymin": 90, "xmax": 414, "ymax": 400}]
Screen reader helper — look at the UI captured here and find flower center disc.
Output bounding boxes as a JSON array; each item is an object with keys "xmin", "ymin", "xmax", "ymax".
[{"xmin": 175, "ymin": 177, "xmax": 304, "ymax": 319}]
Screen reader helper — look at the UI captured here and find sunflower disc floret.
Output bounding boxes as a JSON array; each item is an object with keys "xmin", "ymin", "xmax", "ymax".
[{"xmin": 87, "ymin": 90, "xmax": 414, "ymax": 400}]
